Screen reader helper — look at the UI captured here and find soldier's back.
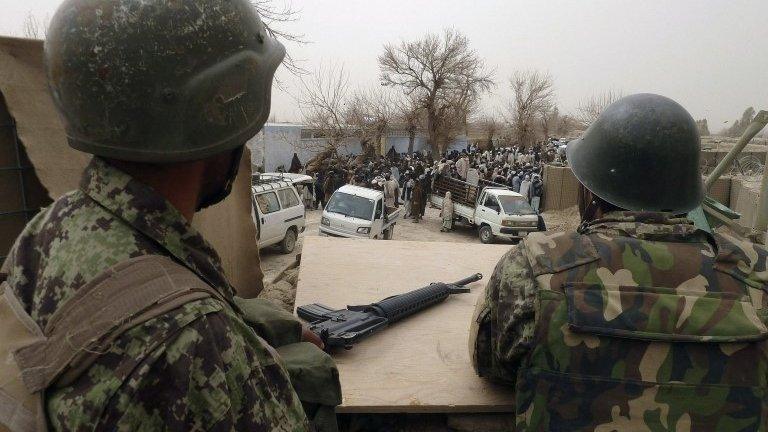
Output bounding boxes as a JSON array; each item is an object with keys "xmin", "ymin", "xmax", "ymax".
[
  {"xmin": 4, "ymin": 159, "xmax": 309, "ymax": 431},
  {"xmin": 516, "ymin": 215, "xmax": 768, "ymax": 431}
]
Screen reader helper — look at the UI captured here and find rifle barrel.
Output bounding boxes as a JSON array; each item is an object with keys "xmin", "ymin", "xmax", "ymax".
[{"xmin": 451, "ymin": 273, "xmax": 483, "ymax": 287}]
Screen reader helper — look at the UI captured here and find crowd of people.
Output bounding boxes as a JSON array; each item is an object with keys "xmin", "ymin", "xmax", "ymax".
[{"xmin": 299, "ymin": 140, "xmax": 565, "ymax": 230}]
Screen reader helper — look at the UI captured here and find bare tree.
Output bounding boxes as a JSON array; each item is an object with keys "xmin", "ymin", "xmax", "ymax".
[
  {"xmin": 252, "ymin": 1, "xmax": 308, "ymax": 76},
  {"xmin": 477, "ymin": 115, "xmax": 502, "ymax": 149},
  {"xmin": 297, "ymin": 64, "xmax": 350, "ymax": 155},
  {"xmin": 298, "ymin": 65, "xmax": 400, "ymax": 165},
  {"xmin": 696, "ymin": 119, "xmax": 711, "ymax": 136},
  {"xmin": 576, "ymin": 90, "xmax": 623, "ymax": 128},
  {"xmin": 431, "ymin": 77, "xmax": 480, "ymax": 151},
  {"xmin": 345, "ymin": 88, "xmax": 398, "ymax": 157},
  {"xmin": 555, "ymin": 113, "xmax": 580, "ymax": 137},
  {"xmin": 722, "ymin": 107, "xmax": 756, "ymax": 137},
  {"xmin": 539, "ymin": 106, "xmax": 556, "ymax": 142},
  {"xmin": 21, "ymin": 13, "xmax": 48, "ymax": 39},
  {"xmin": 506, "ymin": 70, "xmax": 555, "ymax": 148},
  {"xmin": 395, "ymin": 95, "xmax": 424, "ymax": 155},
  {"xmin": 538, "ymin": 106, "xmax": 578, "ymax": 141},
  {"xmin": 379, "ymin": 29, "xmax": 493, "ymax": 154}
]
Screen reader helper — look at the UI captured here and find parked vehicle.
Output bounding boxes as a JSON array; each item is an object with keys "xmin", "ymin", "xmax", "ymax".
[
  {"xmin": 258, "ymin": 172, "xmax": 314, "ymax": 186},
  {"xmin": 430, "ymin": 176, "xmax": 542, "ymax": 244},
  {"xmin": 320, "ymin": 185, "xmax": 401, "ymax": 240},
  {"xmin": 251, "ymin": 177, "xmax": 305, "ymax": 253}
]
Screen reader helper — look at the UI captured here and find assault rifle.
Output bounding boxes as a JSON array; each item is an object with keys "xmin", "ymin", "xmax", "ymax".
[{"xmin": 297, "ymin": 273, "xmax": 483, "ymax": 349}]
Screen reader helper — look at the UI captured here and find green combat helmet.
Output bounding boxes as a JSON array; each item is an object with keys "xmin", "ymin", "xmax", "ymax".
[
  {"xmin": 45, "ymin": 0, "xmax": 286, "ymax": 163},
  {"xmin": 567, "ymin": 93, "xmax": 703, "ymax": 213}
]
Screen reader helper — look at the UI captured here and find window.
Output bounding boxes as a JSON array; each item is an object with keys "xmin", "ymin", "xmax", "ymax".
[
  {"xmin": 498, "ymin": 195, "xmax": 535, "ymax": 215},
  {"xmin": 375, "ymin": 199, "xmax": 383, "ymax": 219},
  {"xmin": 255, "ymin": 192, "xmax": 280, "ymax": 214},
  {"xmin": 325, "ymin": 192, "xmax": 375, "ymax": 220},
  {"xmin": 277, "ymin": 188, "xmax": 300, "ymax": 208},
  {"xmin": 484, "ymin": 194, "xmax": 500, "ymax": 210}
]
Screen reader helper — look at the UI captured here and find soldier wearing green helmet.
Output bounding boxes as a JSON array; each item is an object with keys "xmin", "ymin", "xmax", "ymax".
[
  {"xmin": 470, "ymin": 94, "xmax": 768, "ymax": 431},
  {"xmin": 1, "ymin": 0, "xmax": 322, "ymax": 430}
]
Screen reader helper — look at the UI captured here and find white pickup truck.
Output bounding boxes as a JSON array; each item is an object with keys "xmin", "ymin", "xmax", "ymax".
[
  {"xmin": 430, "ymin": 176, "xmax": 542, "ymax": 243},
  {"xmin": 320, "ymin": 185, "xmax": 401, "ymax": 240}
]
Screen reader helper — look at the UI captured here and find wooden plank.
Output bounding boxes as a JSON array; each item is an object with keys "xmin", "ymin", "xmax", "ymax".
[{"xmin": 295, "ymin": 236, "xmax": 516, "ymax": 413}]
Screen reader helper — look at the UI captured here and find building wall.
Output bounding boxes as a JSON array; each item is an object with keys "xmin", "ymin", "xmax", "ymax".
[
  {"xmin": 382, "ymin": 134, "xmax": 468, "ymax": 154},
  {"xmin": 248, "ymin": 123, "xmax": 364, "ymax": 172},
  {"xmin": 249, "ymin": 123, "xmax": 472, "ymax": 172}
]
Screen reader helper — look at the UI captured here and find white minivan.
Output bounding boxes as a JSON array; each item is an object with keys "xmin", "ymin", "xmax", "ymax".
[{"xmin": 252, "ymin": 178, "xmax": 306, "ymax": 253}]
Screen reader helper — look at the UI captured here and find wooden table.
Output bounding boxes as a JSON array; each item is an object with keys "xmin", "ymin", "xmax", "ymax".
[{"xmin": 294, "ymin": 236, "xmax": 516, "ymax": 413}]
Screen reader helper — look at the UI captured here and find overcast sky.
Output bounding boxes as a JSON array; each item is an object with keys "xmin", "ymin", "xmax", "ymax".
[{"xmin": 2, "ymin": 0, "xmax": 766, "ymax": 131}]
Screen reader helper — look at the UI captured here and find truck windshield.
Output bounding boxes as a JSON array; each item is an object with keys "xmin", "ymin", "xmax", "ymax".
[
  {"xmin": 498, "ymin": 195, "xmax": 536, "ymax": 215},
  {"xmin": 326, "ymin": 192, "xmax": 375, "ymax": 220}
]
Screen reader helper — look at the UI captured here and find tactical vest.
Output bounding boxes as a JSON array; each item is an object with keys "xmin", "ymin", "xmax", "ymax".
[
  {"xmin": 0, "ymin": 255, "xmax": 340, "ymax": 432},
  {"xmin": 516, "ymin": 230, "xmax": 768, "ymax": 431}
]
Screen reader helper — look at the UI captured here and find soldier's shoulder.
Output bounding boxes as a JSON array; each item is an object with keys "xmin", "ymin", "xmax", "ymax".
[
  {"xmin": 521, "ymin": 230, "xmax": 599, "ymax": 276},
  {"xmin": 13, "ymin": 190, "xmax": 87, "ymax": 239},
  {"xmin": 56, "ymin": 298, "xmax": 309, "ymax": 432},
  {"xmin": 41, "ymin": 192, "xmax": 153, "ymax": 274},
  {"xmin": 713, "ymin": 232, "xmax": 768, "ymax": 289},
  {"xmin": 8, "ymin": 188, "xmax": 164, "ymax": 323}
]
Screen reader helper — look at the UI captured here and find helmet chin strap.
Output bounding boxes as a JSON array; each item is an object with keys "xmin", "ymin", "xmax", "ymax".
[
  {"xmin": 196, "ymin": 146, "xmax": 245, "ymax": 211},
  {"xmin": 577, "ymin": 184, "xmax": 601, "ymax": 232},
  {"xmin": 578, "ymin": 199, "xmax": 600, "ymax": 233}
]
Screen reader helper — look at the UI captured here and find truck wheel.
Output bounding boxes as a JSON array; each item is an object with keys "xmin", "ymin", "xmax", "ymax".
[
  {"xmin": 384, "ymin": 226, "xmax": 394, "ymax": 240},
  {"xmin": 279, "ymin": 228, "xmax": 297, "ymax": 254},
  {"xmin": 479, "ymin": 225, "xmax": 495, "ymax": 244}
]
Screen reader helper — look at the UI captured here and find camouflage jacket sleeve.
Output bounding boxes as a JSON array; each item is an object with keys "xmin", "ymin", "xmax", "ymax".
[
  {"xmin": 470, "ymin": 245, "xmax": 537, "ymax": 386},
  {"xmin": 47, "ymin": 300, "xmax": 309, "ymax": 432}
]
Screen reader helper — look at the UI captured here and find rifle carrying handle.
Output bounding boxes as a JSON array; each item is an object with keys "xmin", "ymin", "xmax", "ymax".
[{"xmin": 297, "ymin": 303, "xmax": 336, "ymax": 322}]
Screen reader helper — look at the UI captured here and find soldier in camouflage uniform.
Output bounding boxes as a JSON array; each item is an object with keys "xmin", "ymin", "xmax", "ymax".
[
  {"xmin": 2, "ymin": 0, "xmax": 314, "ymax": 430},
  {"xmin": 470, "ymin": 94, "xmax": 768, "ymax": 431}
]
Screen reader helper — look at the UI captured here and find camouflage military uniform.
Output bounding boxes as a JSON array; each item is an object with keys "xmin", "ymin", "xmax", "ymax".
[
  {"xmin": 471, "ymin": 211, "xmax": 768, "ymax": 431},
  {"xmin": 5, "ymin": 157, "xmax": 310, "ymax": 431}
]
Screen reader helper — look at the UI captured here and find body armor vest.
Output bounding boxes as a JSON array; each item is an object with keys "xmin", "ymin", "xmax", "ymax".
[{"xmin": 516, "ymin": 229, "xmax": 768, "ymax": 431}]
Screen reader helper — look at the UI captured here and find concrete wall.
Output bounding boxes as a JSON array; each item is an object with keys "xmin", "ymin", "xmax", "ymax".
[
  {"xmin": 708, "ymin": 176, "xmax": 732, "ymax": 207},
  {"xmin": 701, "ymin": 151, "xmax": 767, "ymax": 171},
  {"xmin": 247, "ymin": 123, "xmax": 360, "ymax": 172},
  {"xmin": 382, "ymin": 135, "xmax": 468, "ymax": 154},
  {"xmin": 729, "ymin": 179, "xmax": 761, "ymax": 229},
  {"xmin": 542, "ymin": 164, "xmax": 734, "ymax": 212}
]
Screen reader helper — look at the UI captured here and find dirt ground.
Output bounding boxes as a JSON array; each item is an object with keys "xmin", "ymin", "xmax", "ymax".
[{"xmin": 258, "ymin": 205, "xmax": 581, "ymax": 310}]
